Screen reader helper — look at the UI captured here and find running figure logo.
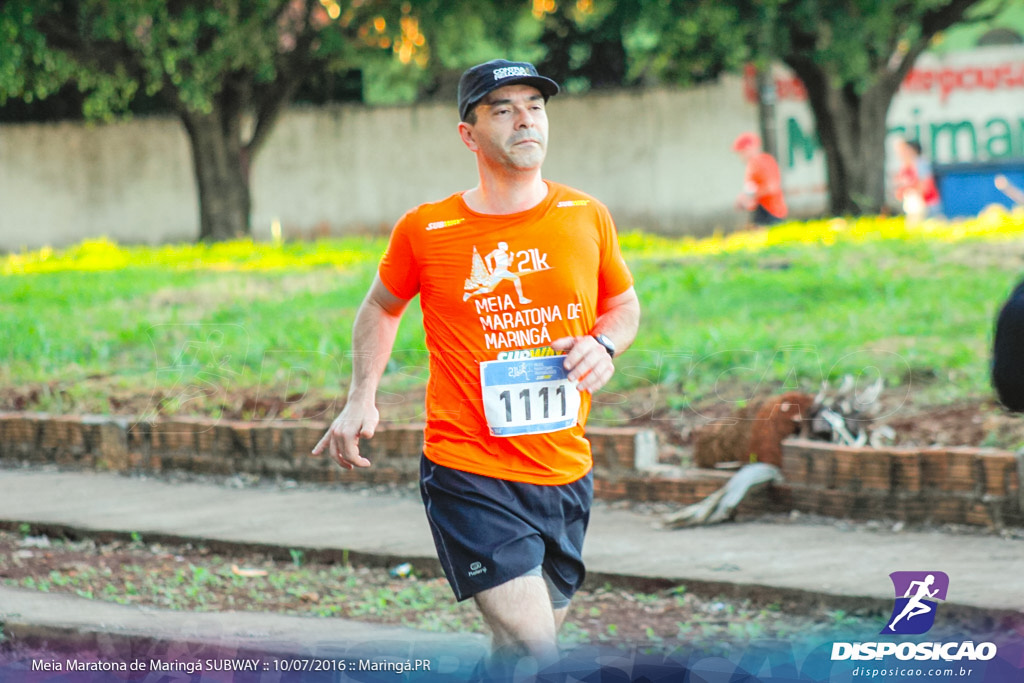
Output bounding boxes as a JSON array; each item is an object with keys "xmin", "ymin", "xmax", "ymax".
[
  {"xmin": 881, "ymin": 571, "xmax": 949, "ymax": 635},
  {"xmin": 463, "ymin": 242, "xmax": 550, "ymax": 304}
]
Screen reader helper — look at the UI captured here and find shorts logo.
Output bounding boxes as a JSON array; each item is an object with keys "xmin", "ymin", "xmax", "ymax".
[
  {"xmin": 468, "ymin": 561, "xmax": 487, "ymax": 577},
  {"xmin": 882, "ymin": 571, "xmax": 949, "ymax": 635}
]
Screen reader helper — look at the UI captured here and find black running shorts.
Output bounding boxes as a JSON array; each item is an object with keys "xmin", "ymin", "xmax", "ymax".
[{"xmin": 419, "ymin": 454, "xmax": 593, "ymax": 603}]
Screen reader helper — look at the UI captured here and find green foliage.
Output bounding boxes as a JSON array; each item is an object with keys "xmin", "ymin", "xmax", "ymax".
[
  {"xmin": 620, "ymin": 0, "xmax": 750, "ymax": 86},
  {"xmin": 2, "ymin": 220, "xmax": 1023, "ymax": 420},
  {"xmin": 0, "ymin": 0, "xmax": 373, "ymax": 119},
  {"xmin": 763, "ymin": 0, "xmax": 989, "ymax": 91}
]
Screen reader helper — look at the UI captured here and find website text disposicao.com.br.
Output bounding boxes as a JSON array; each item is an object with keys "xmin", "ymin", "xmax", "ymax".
[
  {"xmin": 852, "ymin": 664, "xmax": 980, "ymax": 679},
  {"xmin": 837, "ymin": 640, "xmax": 997, "ymax": 679}
]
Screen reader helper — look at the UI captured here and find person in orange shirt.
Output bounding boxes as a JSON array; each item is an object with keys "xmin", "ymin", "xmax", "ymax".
[
  {"xmin": 313, "ymin": 59, "xmax": 641, "ymax": 676},
  {"xmin": 732, "ymin": 131, "xmax": 788, "ymax": 228}
]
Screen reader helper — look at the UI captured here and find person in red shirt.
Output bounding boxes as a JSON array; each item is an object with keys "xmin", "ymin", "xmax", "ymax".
[
  {"xmin": 732, "ymin": 131, "xmax": 788, "ymax": 228},
  {"xmin": 893, "ymin": 137, "xmax": 942, "ymax": 224},
  {"xmin": 313, "ymin": 59, "xmax": 640, "ymax": 676}
]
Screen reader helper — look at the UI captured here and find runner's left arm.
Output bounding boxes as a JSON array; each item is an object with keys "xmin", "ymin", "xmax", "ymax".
[{"xmin": 552, "ymin": 286, "xmax": 640, "ymax": 393}]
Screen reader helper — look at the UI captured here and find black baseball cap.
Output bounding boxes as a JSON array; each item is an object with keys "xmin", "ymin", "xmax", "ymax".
[{"xmin": 457, "ymin": 59, "xmax": 559, "ymax": 122}]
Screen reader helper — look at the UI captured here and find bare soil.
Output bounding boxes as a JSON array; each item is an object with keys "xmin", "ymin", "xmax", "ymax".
[
  {"xmin": 2, "ymin": 515, "xmax": 1021, "ymax": 660},
  {"xmin": 0, "ymin": 527, "xmax": 840, "ymax": 653}
]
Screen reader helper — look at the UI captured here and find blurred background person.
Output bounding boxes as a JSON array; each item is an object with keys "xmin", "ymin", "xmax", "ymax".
[
  {"xmin": 732, "ymin": 131, "xmax": 788, "ymax": 229},
  {"xmin": 893, "ymin": 137, "xmax": 942, "ymax": 224}
]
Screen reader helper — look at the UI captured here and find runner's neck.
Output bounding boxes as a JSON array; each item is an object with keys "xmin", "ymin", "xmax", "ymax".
[{"xmin": 463, "ymin": 174, "xmax": 548, "ymax": 215}]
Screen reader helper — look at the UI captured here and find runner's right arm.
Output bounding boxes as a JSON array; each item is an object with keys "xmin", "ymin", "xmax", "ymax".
[{"xmin": 312, "ymin": 275, "xmax": 410, "ymax": 469}]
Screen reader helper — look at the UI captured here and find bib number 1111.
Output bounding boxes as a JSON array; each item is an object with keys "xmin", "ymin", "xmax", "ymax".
[
  {"xmin": 480, "ymin": 356, "xmax": 580, "ymax": 437},
  {"xmin": 498, "ymin": 385, "xmax": 568, "ymax": 422}
]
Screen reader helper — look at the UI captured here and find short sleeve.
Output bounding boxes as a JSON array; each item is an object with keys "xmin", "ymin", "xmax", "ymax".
[
  {"xmin": 596, "ymin": 203, "xmax": 634, "ymax": 300},
  {"xmin": 378, "ymin": 214, "xmax": 420, "ymax": 300}
]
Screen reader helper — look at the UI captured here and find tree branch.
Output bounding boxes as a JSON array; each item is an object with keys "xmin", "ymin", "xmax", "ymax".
[
  {"xmin": 37, "ymin": 14, "xmax": 146, "ymax": 84},
  {"xmin": 246, "ymin": 0, "xmax": 322, "ymax": 156}
]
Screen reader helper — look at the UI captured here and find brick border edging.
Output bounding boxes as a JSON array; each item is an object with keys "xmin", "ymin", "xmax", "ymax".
[
  {"xmin": 6, "ymin": 413, "xmax": 1020, "ymax": 526},
  {"xmin": 3, "ymin": 412, "xmax": 726, "ymax": 501},
  {"xmin": 780, "ymin": 438, "xmax": 1023, "ymax": 528}
]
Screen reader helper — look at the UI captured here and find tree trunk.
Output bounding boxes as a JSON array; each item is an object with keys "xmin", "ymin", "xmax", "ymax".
[
  {"xmin": 779, "ymin": 0, "xmax": 983, "ymax": 216},
  {"xmin": 785, "ymin": 57, "xmax": 902, "ymax": 215},
  {"xmin": 180, "ymin": 107, "xmax": 252, "ymax": 242},
  {"xmin": 853, "ymin": 88, "xmax": 896, "ymax": 214}
]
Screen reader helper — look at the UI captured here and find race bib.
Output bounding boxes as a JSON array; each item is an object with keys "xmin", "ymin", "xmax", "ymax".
[{"xmin": 479, "ymin": 356, "xmax": 581, "ymax": 437}]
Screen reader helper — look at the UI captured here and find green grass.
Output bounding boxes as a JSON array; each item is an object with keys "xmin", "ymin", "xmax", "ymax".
[{"xmin": 2, "ymin": 217, "xmax": 1023, "ymax": 420}]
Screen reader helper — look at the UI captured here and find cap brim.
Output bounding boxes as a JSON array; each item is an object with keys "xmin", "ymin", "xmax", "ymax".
[
  {"xmin": 461, "ymin": 75, "xmax": 560, "ymax": 121},
  {"xmin": 500, "ymin": 75, "xmax": 559, "ymax": 100}
]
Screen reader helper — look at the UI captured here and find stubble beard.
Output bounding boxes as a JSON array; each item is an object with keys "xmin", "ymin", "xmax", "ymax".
[{"xmin": 503, "ymin": 130, "xmax": 547, "ymax": 171}]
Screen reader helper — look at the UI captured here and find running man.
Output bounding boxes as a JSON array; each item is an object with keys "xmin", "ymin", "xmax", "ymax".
[
  {"xmin": 463, "ymin": 241, "xmax": 532, "ymax": 304},
  {"xmin": 889, "ymin": 574, "xmax": 939, "ymax": 631},
  {"xmin": 313, "ymin": 59, "xmax": 641, "ymax": 677}
]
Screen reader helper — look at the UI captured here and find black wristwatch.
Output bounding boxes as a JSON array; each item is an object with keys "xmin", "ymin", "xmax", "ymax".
[{"xmin": 592, "ymin": 333, "xmax": 616, "ymax": 358}]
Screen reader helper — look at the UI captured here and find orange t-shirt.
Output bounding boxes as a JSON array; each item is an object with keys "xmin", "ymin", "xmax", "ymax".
[
  {"xmin": 746, "ymin": 153, "xmax": 788, "ymax": 219},
  {"xmin": 378, "ymin": 181, "xmax": 634, "ymax": 485}
]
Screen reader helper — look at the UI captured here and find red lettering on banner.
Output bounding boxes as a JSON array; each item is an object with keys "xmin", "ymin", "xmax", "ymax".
[
  {"xmin": 742, "ymin": 63, "xmax": 759, "ymax": 104},
  {"xmin": 765, "ymin": 61, "xmax": 1024, "ymax": 103}
]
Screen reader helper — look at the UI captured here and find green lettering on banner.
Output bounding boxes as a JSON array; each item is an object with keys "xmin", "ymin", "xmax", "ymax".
[
  {"xmin": 786, "ymin": 117, "xmax": 820, "ymax": 168},
  {"xmin": 983, "ymin": 118, "xmax": 1013, "ymax": 159},
  {"xmin": 929, "ymin": 120, "xmax": 977, "ymax": 161}
]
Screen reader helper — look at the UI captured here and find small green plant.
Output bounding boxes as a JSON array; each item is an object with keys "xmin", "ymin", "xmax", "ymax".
[
  {"xmin": 634, "ymin": 592, "xmax": 661, "ymax": 605},
  {"xmin": 558, "ymin": 622, "xmax": 592, "ymax": 646},
  {"xmin": 18, "ymin": 523, "xmax": 31, "ymax": 537},
  {"xmin": 827, "ymin": 609, "xmax": 859, "ymax": 628},
  {"xmin": 289, "ymin": 549, "xmax": 304, "ymax": 568}
]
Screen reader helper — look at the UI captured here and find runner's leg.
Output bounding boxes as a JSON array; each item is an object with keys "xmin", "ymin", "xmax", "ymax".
[{"xmin": 474, "ymin": 574, "xmax": 559, "ymax": 662}]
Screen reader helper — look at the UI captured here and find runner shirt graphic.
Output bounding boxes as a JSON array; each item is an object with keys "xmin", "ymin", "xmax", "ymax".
[{"xmin": 378, "ymin": 181, "xmax": 634, "ymax": 485}]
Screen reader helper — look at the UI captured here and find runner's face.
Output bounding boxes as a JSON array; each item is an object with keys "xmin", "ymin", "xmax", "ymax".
[{"xmin": 469, "ymin": 85, "xmax": 548, "ymax": 171}]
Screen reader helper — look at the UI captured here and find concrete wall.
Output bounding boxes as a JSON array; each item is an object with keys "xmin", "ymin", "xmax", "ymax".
[
  {"xmin": 0, "ymin": 118, "xmax": 197, "ymax": 248},
  {"xmin": 7, "ymin": 43, "xmax": 1020, "ymax": 251},
  {"xmin": 0, "ymin": 75, "xmax": 755, "ymax": 250}
]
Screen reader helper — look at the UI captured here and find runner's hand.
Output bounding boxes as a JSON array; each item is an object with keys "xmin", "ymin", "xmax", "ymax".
[
  {"xmin": 551, "ymin": 335, "xmax": 614, "ymax": 394},
  {"xmin": 312, "ymin": 401, "xmax": 378, "ymax": 469}
]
